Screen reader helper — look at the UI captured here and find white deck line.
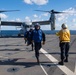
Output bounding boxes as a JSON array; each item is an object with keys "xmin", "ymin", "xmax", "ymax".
[
  {"xmin": 40, "ymin": 63, "xmax": 48, "ymax": 75},
  {"xmin": 75, "ymin": 60, "xmax": 76, "ymax": 74},
  {"xmin": 40, "ymin": 48, "xmax": 75, "ymax": 75}
]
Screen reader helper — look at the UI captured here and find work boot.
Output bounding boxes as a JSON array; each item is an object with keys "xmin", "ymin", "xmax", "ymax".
[
  {"xmin": 64, "ymin": 57, "xmax": 68, "ymax": 62},
  {"xmin": 37, "ymin": 57, "xmax": 40, "ymax": 64},
  {"xmin": 58, "ymin": 61, "xmax": 64, "ymax": 65}
]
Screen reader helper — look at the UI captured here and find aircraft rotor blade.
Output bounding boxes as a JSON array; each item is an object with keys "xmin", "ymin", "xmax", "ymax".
[
  {"xmin": 53, "ymin": 11, "xmax": 65, "ymax": 14},
  {"xmin": 35, "ymin": 10, "xmax": 66, "ymax": 14},
  {"xmin": 34, "ymin": 10, "xmax": 50, "ymax": 13},
  {"xmin": 0, "ymin": 10, "xmax": 20, "ymax": 13}
]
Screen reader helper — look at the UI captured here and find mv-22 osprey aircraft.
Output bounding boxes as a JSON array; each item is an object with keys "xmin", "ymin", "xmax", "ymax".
[{"xmin": 0, "ymin": 9, "xmax": 65, "ymax": 36}]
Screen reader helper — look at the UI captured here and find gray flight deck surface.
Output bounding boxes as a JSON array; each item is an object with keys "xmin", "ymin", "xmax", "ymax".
[{"xmin": 0, "ymin": 35, "xmax": 76, "ymax": 75}]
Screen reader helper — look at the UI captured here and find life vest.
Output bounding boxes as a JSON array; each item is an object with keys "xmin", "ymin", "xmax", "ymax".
[
  {"xmin": 56, "ymin": 29, "xmax": 70, "ymax": 42},
  {"xmin": 33, "ymin": 29, "xmax": 43, "ymax": 42}
]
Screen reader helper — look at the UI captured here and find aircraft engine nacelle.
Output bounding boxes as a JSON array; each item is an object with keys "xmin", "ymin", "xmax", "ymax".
[
  {"xmin": 51, "ymin": 23, "xmax": 55, "ymax": 30},
  {"xmin": 25, "ymin": 21, "xmax": 32, "ymax": 25},
  {"xmin": 22, "ymin": 20, "xmax": 32, "ymax": 26},
  {"xmin": 50, "ymin": 19, "xmax": 55, "ymax": 30},
  {"xmin": 21, "ymin": 21, "xmax": 33, "ymax": 32},
  {"xmin": 0, "ymin": 18, "xmax": 1, "ymax": 25}
]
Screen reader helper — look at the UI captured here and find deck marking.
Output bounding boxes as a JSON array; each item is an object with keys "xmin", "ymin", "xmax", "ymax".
[
  {"xmin": 40, "ymin": 48, "xmax": 75, "ymax": 75},
  {"xmin": 0, "ymin": 56, "xmax": 8, "ymax": 58},
  {"xmin": 40, "ymin": 63, "xmax": 48, "ymax": 75},
  {"xmin": 75, "ymin": 60, "xmax": 76, "ymax": 74}
]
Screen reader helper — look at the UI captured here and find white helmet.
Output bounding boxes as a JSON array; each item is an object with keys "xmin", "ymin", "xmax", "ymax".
[
  {"xmin": 34, "ymin": 23, "xmax": 40, "ymax": 27},
  {"xmin": 34, "ymin": 23, "xmax": 40, "ymax": 29},
  {"xmin": 62, "ymin": 23, "xmax": 68, "ymax": 29}
]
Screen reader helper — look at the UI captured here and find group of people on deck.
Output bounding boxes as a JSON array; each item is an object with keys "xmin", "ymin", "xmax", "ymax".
[{"xmin": 24, "ymin": 23, "xmax": 70, "ymax": 65}]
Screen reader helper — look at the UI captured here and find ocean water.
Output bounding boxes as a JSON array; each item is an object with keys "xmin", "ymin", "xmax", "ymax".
[
  {"xmin": 0, "ymin": 30, "xmax": 76, "ymax": 37},
  {"xmin": 0, "ymin": 30, "xmax": 20, "ymax": 37},
  {"xmin": 43, "ymin": 30, "xmax": 76, "ymax": 35}
]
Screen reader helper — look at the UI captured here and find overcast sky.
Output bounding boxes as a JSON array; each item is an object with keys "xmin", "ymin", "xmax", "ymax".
[{"xmin": 0, "ymin": 0, "xmax": 76, "ymax": 30}]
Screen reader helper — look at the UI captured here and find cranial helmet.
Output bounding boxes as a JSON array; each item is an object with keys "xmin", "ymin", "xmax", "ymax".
[
  {"xmin": 62, "ymin": 23, "xmax": 68, "ymax": 29},
  {"xmin": 34, "ymin": 23, "xmax": 40, "ymax": 27}
]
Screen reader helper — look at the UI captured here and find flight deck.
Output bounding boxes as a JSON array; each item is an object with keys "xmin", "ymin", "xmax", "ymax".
[{"xmin": 0, "ymin": 35, "xmax": 76, "ymax": 75}]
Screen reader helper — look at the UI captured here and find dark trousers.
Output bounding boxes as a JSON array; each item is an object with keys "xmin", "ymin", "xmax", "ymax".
[
  {"xmin": 27, "ymin": 39, "xmax": 34, "ymax": 50},
  {"xmin": 60, "ymin": 42, "xmax": 70, "ymax": 61},
  {"xmin": 31, "ymin": 43, "xmax": 34, "ymax": 51},
  {"xmin": 34, "ymin": 42, "xmax": 42, "ymax": 59}
]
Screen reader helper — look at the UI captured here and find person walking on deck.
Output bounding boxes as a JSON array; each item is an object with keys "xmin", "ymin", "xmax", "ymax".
[
  {"xmin": 56, "ymin": 23, "xmax": 70, "ymax": 65},
  {"xmin": 31, "ymin": 23, "xmax": 45, "ymax": 64}
]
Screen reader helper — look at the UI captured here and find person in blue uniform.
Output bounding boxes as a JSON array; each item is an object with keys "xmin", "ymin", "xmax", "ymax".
[
  {"xmin": 24, "ymin": 28, "xmax": 34, "ymax": 51},
  {"xmin": 31, "ymin": 23, "xmax": 45, "ymax": 64}
]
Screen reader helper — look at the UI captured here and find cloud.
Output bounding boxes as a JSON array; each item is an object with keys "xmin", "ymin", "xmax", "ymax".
[
  {"xmin": 0, "ymin": 13, "xmax": 8, "ymax": 19},
  {"xmin": 32, "ymin": 19, "xmax": 43, "ymax": 22},
  {"xmin": 25, "ymin": 16, "xmax": 32, "ymax": 25},
  {"xmin": 33, "ymin": 13, "xmax": 49, "ymax": 21},
  {"xmin": 33, "ymin": 14, "xmax": 42, "ymax": 21},
  {"xmin": 25, "ymin": 16, "xmax": 31, "ymax": 22},
  {"xmin": 15, "ymin": 18, "xmax": 21, "ymax": 22},
  {"xmin": 55, "ymin": 7, "xmax": 76, "ymax": 30},
  {"xmin": 42, "ymin": 13, "xmax": 49, "ymax": 17},
  {"xmin": 23, "ymin": 0, "xmax": 32, "ymax": 4},
  {"xmin": 33, "ymin": 14, "xmax": 38, "ymax": 18},
  {"xmin": 24, "ymin": 0, "xmax": 48, "ymax": 5},
  {"xmin": 5, "ymin": 18, "xmax": 21, "ymax": 22},
  {"xmin": 10, "ymin": 20, "xmax": 15, "ymax": 21},
  {"xmin": 69, "ymin": 24, "xmax": 76, "ymax": 30},
  {"xmin": 56, "ymin": 7, "xmax": 76, "ymax": 22},
  {"xmin": 72, "ymin": 18, "xmax": 76, "ymax": 22}
]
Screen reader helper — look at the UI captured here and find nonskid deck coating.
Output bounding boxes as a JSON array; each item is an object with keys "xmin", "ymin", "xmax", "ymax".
[{"xmin": 0, "ymin": 35, "xmax": 75, "ymax": 75}]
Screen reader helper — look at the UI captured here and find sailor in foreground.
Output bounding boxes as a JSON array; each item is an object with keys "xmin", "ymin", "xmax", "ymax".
[
  {"xmin": 56, "ymin": 23, "xmax": 70, "ymax": 65},
  {"xmin": 31, "ymin": 23, "xmax": 45, "ymax": 64}
]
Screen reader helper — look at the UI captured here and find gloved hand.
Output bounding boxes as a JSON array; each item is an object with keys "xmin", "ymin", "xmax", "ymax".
[
  {"xmin": 31, "ymin": 40, "xmax": 34, "ymax": 43},
  {"xmin": 24, "ymin": 38, "xmax": 27, "ymax": 44},
  {"xmin": 42, "ymin": 41, "xmax": 45, "ymax": 45},
  {"xmin": 24, "ymin": 38, "xmax": 27, "ymax": 40}
]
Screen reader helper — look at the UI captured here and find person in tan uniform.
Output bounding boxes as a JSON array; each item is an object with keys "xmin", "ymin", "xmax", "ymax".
[{"xmin": 56, "ymin": 23, "xmax": 70, "ymax": 65}]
